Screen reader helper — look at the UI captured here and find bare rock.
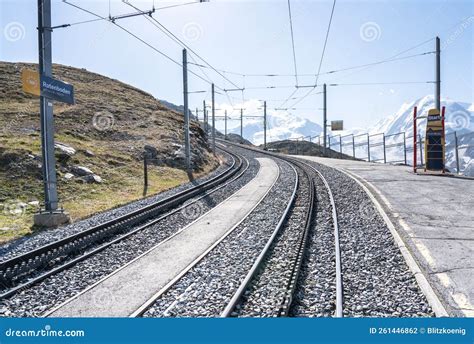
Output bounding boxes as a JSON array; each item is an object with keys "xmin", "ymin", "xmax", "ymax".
[{"xmin": 71, "ymin": 165, "xmax": 93, "ymax": 176}]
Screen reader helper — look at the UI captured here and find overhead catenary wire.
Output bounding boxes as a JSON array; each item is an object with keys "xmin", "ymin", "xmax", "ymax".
[
  {"xmin": 287, "ymin": 0, "xmax": 299, "ymax": 86},
  {"xmin": 124, "ymin": 0, "xmax": 242, "ymax": 90},
  {"xmin": 63, "ymin": 0, "xmax": 230, "ymax": 93},
  {"xmin": 59, "ymin": 0, "xmax": 450, "ymax": 122},
  {"xmin": 286, "ymin": 0, "xmax": 336, "ymax": 110}
]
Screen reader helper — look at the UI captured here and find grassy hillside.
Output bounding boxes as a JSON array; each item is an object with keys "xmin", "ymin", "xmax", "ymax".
[{"xmin": 0, "ymin": 62, "xmax": 218, "ymax": 243}]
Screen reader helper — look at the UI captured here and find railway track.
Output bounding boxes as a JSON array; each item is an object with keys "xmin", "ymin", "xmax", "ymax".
[
  {"xmin": 217, "ymin": 141, "xmax": 343, "ymax": 318},
  {"xmin": 131, "ymin": 153, "xmax": 287, "ymax": 317},
  {"xmin": 1, "ymin": 140, "xmax": 431, "ymax": 318},
  {"xmin": 0, "ymin": 147, "xmax": 249, "ymax": 301},
  {"xmin": 132, "ymin": 141, "xmax": 344, "ymax": 318}
]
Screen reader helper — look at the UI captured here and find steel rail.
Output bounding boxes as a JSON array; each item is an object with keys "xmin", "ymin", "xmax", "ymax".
[
  {"xmin": 218, "ymin": 140, "xmax": 343, "ymax": 318},
  {"xmin": 219, "ymin": 161, "xmax": 298, "ymax": 317},
  {"xmin": 295, "ymin": 159, "xmax": 343, "ymax": 318},
  {"xmin": 275, "ymin": 161, "xmax": 314, "ymax": 317},
  {"xmin": 0, "ymin": 148, "xmax": 245, "ymax": 299},
  {"xmin": 130, "ymin": 150, "xmax": 280, "ymax": 317},
  {"xmin": 3, "ymin": 151, "xmax": 251, "ymax": 301}
]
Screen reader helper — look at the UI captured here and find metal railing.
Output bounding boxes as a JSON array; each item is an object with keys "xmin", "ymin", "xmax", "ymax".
[{"xmin": 310, "ymin": 130, "xmax": 472, "ymax": 175}]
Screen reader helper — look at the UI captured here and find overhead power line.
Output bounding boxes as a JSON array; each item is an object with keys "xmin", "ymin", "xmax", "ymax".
[
  {"xmin": 329, "ymin": 81, "xmax": 435, "ymax": 86},
  {"xmin": 287, "ymin": 0, "xmax": 299, "ymax": 86},
  {"xmin": 124, "ymin": 0, "xmax": 242, "ymax": 90},
  {"xmin": 314, "ymin": 0, "xmax": 336, "ymax": 87},
  {"xmin": 63, "ymin": 0, "xmax": 229, "ymax": 92},
  {"xmin": 287, "ymin": 0, "xmax": 336, "ymax": 110}
]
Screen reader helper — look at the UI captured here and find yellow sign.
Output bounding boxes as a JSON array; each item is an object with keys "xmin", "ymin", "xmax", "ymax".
[{"xmin": 21, "ymin": 69, "xmax": 40, "ymax": 96}]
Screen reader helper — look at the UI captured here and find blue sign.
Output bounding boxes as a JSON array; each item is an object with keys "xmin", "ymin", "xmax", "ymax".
[{"xmin": 40, "ymin": 75, "xmax": 74, "ymax": 105}]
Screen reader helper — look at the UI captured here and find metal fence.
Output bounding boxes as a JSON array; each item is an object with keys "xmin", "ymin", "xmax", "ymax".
[{"xmin": 299, "ymin": 130, "xmax": 473, "ymax": 175}]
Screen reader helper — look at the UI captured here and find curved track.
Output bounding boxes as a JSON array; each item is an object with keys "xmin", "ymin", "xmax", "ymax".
[
  {"xmin": 0, "ymin": 147, "xmax": 248, "ymax": 300},
  {"xmin": 131, "ymin": 155, "xmax": 286, "ymax": 317},
  {"xmin": 218, "ymin": 140, "xmax": 343, "ymax": 318}
]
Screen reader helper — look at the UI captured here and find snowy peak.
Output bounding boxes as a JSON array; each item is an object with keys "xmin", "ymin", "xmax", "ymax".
[{"xmin": 370, "ymin": 95, "xmax": 473, "ymax": 136}]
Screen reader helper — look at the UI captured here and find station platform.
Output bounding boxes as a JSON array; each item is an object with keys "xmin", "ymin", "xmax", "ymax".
[
  {"xmin": 297, "ymin": 156, "xmax": 474, "ymax": 317},
  {"xmin": 46, "ymin": 158, "xmax": 279, "ymax": 317}
]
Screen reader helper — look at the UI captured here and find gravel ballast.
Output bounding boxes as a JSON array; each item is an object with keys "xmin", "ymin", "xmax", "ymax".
[
  {"xmin": 301, "ymin": 159, "xmax": 433, "ymax": 317},
  {"xmin": 142, "ymin": 157, "xmax": 297, "ymax": 318},
  {"xmin": 289, "ymin": 165, "xmax": 336, "ymax": 317},
  {"xmin": 0, "ymin": 151, "xmax": 232, "ymax": 261},
  {"xmin": 232, "ymin": 163, "xmax": 311, "ymax": 317},
  {"xmin": 0, "ymin": 148, "xmax": 260, "ymax": 317}
]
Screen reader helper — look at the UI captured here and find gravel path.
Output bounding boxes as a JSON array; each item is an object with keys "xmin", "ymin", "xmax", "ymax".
[
  {"xmin": 232, "ymin": 163, "xmax": 311, "ymax": 317},
  {"xmin": 142, "ymin": 157, "xmax": 297, "ymax": 318},
  {"xmin": 0, "ymin": 148, "xmax": 259, "ymax": 317},
  {"xmin": 302, "ymin": 160, "xmax": 433, "ymax": 317},
  {"xmin": 0, "ymin": 151, "xmax": 232, "ymax": 261}
]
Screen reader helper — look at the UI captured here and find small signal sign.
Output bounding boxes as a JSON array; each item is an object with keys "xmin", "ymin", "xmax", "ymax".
[
  {"xmin": 21, "ymin": 69, "xmax": 40, "ymax": 96},
  {"xmin": 331, "ymin": 120, "xmax": 343, "ymax": 131}
]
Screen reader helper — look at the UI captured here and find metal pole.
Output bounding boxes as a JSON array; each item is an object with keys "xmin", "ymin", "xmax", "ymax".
[
  {"xmin": 419, "ymin": 134, "xmax": 423, "ymax": 167},
  {"xmin": 339, "ymin": 135, "xmax": 342, "ymax": 154},
  {"xmin": 413, "ymin": 107, "xmax": 417, "ymax": 172},
  {"xmin": 182, "ymin": 49, "xmax": 191, "ymax": 171},
  {"xmin": 441, "ymin": 106, "xmax": 446, "ymax": 173},
  {"xmin": 224, "ymin": 110, "xmax": 227, "ymax": 140},
  {"xmin": 38, "ymin": 0, "xmax": 59, "ymax": 212},
  {"xmin": 143, "ymin": 153, "xmax": 148, "ymax": 196},
  {"xmin": 240, "ymin": 108, "xmax": 243, "ymax": 143},
  {"xmin": 211, "ymin": 83, "xmax": 216, "ymax": 153},
  {"xmin": 263, "ymin": 101, "xmax": 267, "ymax": 150},
  {"xmin": 203, "ymin": 100, "xmax": 207, "ymax": 134},
  {"xmin": 323, "ymin": 83, "xmax": 327, "ymax": 154},
  {"xmin": 403, "ymin": 132, "xmax": 407, "ymax": 165},
  {"xmin": 454, "ymin": 131, "xmax": 460, "ymax": 174},
  {"xmin": 383, "ymin": 133, "xmax": 386, "ymax": 163},
  {"xmin": 436, "ymin": 36, "xmax": 441, "ymax": 111},
  {"xmin": 352, "ymin": 134, "xmax": 355, "ymax": 158},
  {"xmin": 367, "ymin": 134, "xmax": 371, "ymax": 162}
]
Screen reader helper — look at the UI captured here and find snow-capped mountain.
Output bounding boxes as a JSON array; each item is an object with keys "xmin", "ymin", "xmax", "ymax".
[
  {"xmin": 369, "ymin": 95, "xmax": 473, "ymax": 137},
  {"xmin": 329, "ymin": 95, "xmax": 473, "ymax": 175},
  {"xmin": 216, "ymin": 109, "xmax": 322, "ymax": 145}
]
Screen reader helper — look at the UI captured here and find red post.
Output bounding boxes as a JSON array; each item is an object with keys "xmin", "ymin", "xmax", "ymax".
[
  {"xmin": 413, "ymin": 106, "xmax": 417, "ymax": 173},
  {"xmin": 441, "ymin": 106, "xmax": 446, "ymax": 173}
]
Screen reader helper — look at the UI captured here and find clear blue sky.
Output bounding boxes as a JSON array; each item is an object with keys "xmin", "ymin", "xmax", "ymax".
[{"xmin": 1, "ymin": 0, "xmax": 472, "ymax": 129}]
